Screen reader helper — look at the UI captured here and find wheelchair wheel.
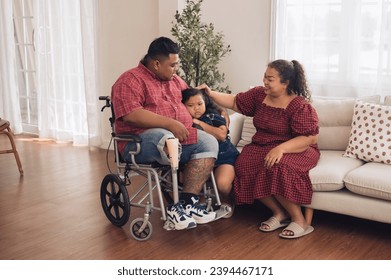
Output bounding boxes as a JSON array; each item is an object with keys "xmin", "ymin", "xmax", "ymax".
[
  {"xmin": 130, "ymin": 218, "xmax": 153, "ymax": 241},
  {"xmin": 100, "ymin": 174, "xmax": 130, "ymax": 227}
]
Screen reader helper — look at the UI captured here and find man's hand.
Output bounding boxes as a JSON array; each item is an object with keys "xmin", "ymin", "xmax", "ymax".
[{"xmin": 166, "ymin": 120, "xmax": 190, "ymax": 142}]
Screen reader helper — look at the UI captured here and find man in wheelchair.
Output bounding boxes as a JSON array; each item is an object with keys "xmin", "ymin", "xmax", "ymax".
[{"xmin": 111, "ymin": 37, "xmax": 220, "ymax": 230}]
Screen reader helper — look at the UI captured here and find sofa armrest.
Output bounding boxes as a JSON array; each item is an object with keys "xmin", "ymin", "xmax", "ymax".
[{"xmin": 228, "ymin": 112, "xmax": 245, "ymax": 146}]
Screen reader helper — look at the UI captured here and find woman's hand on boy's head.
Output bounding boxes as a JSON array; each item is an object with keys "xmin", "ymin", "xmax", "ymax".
[{"xmin": 196, "ymin": 84, "xmax": 211, "ymax": 96}]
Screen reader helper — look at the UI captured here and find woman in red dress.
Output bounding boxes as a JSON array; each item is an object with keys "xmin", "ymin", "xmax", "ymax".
[{"xmin": 200, "ymin": 59, "xmax": 320, "ymax": 239}]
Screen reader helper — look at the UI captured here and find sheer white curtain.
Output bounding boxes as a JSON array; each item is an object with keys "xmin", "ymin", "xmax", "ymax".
[
  {"xmin": 0, "ymin": 0, "xmax": 22, "ymax": 133},
  {"xmin": 271, "ymin": 0, "xmax": 391, "ymax": 99},
  {"xmin": 35, "ymin": 0, "xmax": 101, "ymax": 146}
]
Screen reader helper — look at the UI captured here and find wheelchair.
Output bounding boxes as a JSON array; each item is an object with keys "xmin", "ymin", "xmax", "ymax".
[{"xmin": 99, "ymin": 96, "xmax": 223, "ymax": 241}]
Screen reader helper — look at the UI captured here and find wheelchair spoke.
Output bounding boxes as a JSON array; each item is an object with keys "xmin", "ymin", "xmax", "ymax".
[
  {"xmin": 113, "ymin": 204, "xmax": 121, "ymax": 219},
  {"xmin": 132, "ymin": 223, "xmax": 149, "ymax": 238}
]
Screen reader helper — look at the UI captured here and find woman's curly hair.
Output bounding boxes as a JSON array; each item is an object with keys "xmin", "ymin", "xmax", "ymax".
[{"xmin": 268, "ymin": 59, "xmax": 311, "ymax": 102}]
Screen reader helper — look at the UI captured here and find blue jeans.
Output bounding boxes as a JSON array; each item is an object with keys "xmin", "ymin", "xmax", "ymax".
[{"xmin": 123, "ymin": 128, "xmax": 218, "ymax": 165}]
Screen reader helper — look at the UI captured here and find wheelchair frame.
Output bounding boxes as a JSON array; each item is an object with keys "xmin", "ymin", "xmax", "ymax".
[{"xmin": 99, "ymin": 96, "xmax": 221, "ymax": 241}]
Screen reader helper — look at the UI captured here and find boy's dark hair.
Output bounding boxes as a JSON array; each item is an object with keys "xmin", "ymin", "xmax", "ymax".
[
  {"xmin": 141, "ymin": 37, "xmax": 180, "ymax": 63},
  {"xmin": 181, "ymin": 88, "xmax": 220, "ymax": 115}
]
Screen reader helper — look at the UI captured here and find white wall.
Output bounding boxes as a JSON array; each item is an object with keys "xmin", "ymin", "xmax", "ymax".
[
  {"xmin": 98, "ymin": 0, "xmax": 160, "ymax": 146},
  {"xmin": 200, "ymin": 0, "xmax": 271, "ymax": 93},
  {"xmin": 98, "ymin": 0, "xmax": 271, "ymax": 146},
  {"xmin": 157, "ymin": 0, "xmax": 271, "ymax": 93}
]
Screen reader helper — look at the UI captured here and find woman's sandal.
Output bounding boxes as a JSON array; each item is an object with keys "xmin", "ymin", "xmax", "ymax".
[
  {"xmin": 259, "ymin": 216, "xmax": 290, "ymax": 232},
  {"xmin": 279, "ymin": 222, "xmax": 314, "ymax": 239}
]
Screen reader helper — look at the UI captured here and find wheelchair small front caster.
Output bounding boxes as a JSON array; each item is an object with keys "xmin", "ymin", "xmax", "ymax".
[{"xmin": 130, "ymin": 218, "xmax": 153, "ymax": 241}]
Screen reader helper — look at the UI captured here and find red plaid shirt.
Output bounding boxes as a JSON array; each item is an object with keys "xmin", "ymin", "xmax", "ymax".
[{"xmin": 111, "ymin": 63, "xmax": 197, "ymax": 153}]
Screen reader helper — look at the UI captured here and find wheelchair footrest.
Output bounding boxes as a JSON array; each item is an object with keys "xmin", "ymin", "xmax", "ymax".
[{"xmin": 213, "ymin": 206, "xmax": 232, "ymax": 221}]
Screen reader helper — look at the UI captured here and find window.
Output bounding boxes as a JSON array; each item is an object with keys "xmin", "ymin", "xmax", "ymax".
[
  {"xmin": 272, "ymin": 0, "xmax": 391, "ymax": 98},
  {"xmin": 11, "ymin": 0, "xmax": 100, "ymax": 146},
  {"xmin": 13, "ymin": 0, "xmax": 37, "ymax": 134}
]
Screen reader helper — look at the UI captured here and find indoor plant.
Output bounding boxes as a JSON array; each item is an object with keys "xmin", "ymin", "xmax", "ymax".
[{"xmin": 171, "ymin": 0, "xmax": 231, "ymax": 92}]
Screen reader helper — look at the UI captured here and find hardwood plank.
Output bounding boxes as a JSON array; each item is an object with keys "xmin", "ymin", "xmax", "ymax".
[{"xmin": 1, "ymin": 135, "xmax": 391, "ymax": 260}]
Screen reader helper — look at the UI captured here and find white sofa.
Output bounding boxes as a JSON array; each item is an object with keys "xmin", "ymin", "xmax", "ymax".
[{"xmin": 228, "ymin": 95, "xmax": 391, "ymax": 224}]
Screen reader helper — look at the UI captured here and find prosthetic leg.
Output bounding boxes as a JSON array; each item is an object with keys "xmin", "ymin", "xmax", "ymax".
[
  {"xmin": 163, "ymin": 137, "xmax": 183, "ymax": 230},
  {"xmin": 165, "ymin": 137, "xmax": 180, "ymax": 203}
]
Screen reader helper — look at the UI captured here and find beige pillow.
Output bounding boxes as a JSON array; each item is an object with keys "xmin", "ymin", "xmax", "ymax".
[
  {"xmin": 344, "ymin": 101, "xmax": 391, "ymax": 164},
  {"xmin": 384, "ymin": 96, "xmax": 391, "ymax": 106},
  {"xmin": 236, "ymin": 116, "xmax": 255, "ymax": 148}
]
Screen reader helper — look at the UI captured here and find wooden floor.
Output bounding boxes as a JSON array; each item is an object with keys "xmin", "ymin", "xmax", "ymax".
[{"xmin": 1, "ymin": 134, "xmax": 391, "ymax": 260}]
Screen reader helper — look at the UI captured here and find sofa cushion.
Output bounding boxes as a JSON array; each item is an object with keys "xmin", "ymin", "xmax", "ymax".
[
  {"xmin": 343, "ymin": 101, "xmax": 391, "ymax": 165},
  {"xmin": 344, "ymin": 162, "xmax": 391, "ymax": 201},
  {"xmin": 236, "ymin": 116, "xmax": 254, "ymax": 149},
  {"xmin": 385, "ymin": 96, "xmax": 391, "ymax": 106},
  {"xmin": 309, "ymin": 150, "xmax": 364, "ymax": 191},
  {"xmin": 311, "ymin": 95, "xmax": 380, "ymax": 150}
]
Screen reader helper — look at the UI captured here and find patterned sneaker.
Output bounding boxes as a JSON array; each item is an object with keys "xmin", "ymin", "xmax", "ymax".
[
  {"xmin": 166, "ymin": 202, "xmax": 197, "ymax": 230},
  {"xmin": 185, "ymin": 197, "xmax": 216, "ymax": 224}
]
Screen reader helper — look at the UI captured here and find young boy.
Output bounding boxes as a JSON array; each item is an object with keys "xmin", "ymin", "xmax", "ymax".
[{"xmin": 182, "ymin": 88, "xmax": 239, "ymax": 217}]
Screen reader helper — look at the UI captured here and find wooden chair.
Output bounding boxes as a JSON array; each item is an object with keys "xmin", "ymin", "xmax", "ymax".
[{"xmin": 0, "ymin": 118, "xmax": 23, "ymax": 175}]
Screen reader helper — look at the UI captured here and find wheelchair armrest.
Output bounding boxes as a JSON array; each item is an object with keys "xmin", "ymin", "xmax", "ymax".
[
  {"xmin": 113, "ymin": 133, "xmax": 142, "ymax": 164},
  {"xmin": 115, "ymin": 133, "xmax": 142, "ymax": 143}
]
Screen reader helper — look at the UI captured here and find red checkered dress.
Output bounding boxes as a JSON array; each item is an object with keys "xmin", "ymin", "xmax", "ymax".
[{"xmin": 233, "ymin": 87, "xmax": 320, "ymax": 205}]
